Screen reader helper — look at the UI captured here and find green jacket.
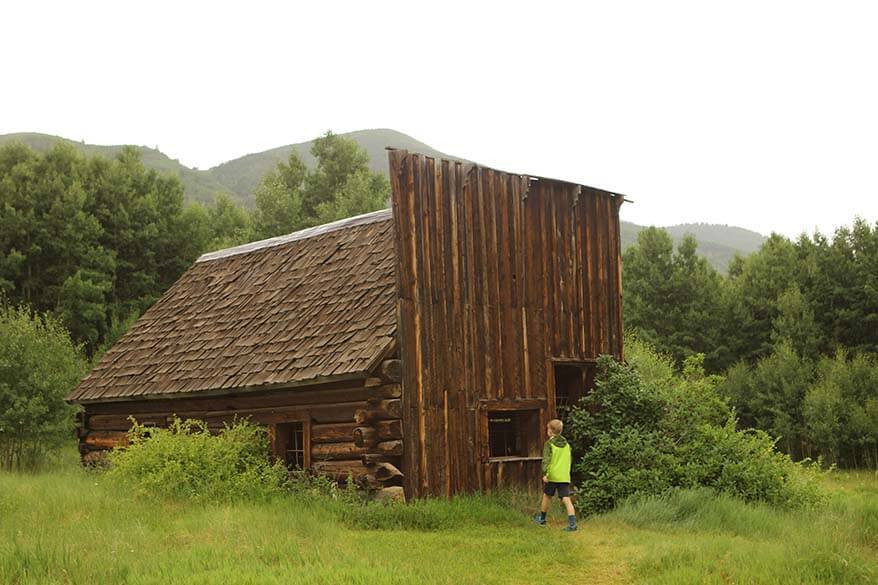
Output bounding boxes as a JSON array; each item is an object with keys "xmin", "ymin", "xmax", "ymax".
[{"xmin": 541, "ymin": 434, "xmax": 572, "ymax": 483}]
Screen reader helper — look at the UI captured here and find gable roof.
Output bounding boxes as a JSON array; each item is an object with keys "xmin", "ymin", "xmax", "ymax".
[{"xmin": 67, "ymin": 209, "xmax": 397, "ymax": 403}]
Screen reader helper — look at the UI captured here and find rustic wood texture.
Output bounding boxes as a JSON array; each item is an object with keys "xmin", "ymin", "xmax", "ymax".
[
  {"xmin": 311, "ymin": 440, "xmax": 402, "ymax": 461},
  {"xmin": 67, "ymin": 210, "xmax": 397, "ymax": 402},
  {"xmin": 312, "ymin": 460, "xmax": 371, "ymax": 482},
  {"xmin": 354, "ymin": 399, "xmax": 402, "ymax": 424},
  {"xmin": 82, "ymin": 430, "xmax": 129, "ymax": 449},
  {"xmin": 389, "ymin": 150, "xmax": 624, "ymax": 497},
  {"xmin": 312, "ymin": 419, "xmax": 402, "ymax": 444},
  {"xmin": 353, "ymin": 426, "xmax": 378, "ymax": 448},
  {"xmin": 77, "ymin": 380, "xmax": 404, "ymax": 462},
  {"xmin": 378, "ymin": 359, "xmax": 402, "ymax": 383}
]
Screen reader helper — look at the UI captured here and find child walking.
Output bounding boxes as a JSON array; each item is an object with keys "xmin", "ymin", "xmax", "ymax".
[{"xmin": 533, "ymin": 419, "xmax": 577, "ymax": 531}]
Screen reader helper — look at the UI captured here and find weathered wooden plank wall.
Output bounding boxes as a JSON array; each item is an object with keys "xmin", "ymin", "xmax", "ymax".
[{"xmin": 389, "ymin": 150, "xmax": 624, "ymax": 497}]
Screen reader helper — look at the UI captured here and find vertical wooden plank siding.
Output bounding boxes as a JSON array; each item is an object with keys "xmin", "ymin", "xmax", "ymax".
[{"xmin": 389, "ymin": 151, "xmax": 624, "ymax": 497}]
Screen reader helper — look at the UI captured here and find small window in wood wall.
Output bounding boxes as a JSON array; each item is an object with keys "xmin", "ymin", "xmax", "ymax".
[
  {"xmin": 487, "ymin": 410, "xmax": 541, "ymax": 459},
  {"xmin": 272, "ymin": 421, "xmax": 310, "ymax": 470},
  {"xmin": 553, "ymin": 362, "xmax": 596, "ymax": 414}
]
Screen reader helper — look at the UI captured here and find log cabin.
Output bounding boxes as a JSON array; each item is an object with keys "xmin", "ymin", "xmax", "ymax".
[{"xmin": 67, "ymin": 150, "xmax": 625, "ymax": 499}]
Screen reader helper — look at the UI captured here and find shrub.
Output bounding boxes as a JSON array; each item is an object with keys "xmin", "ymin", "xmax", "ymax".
[
  {"xmin": 623, "ymin": 332, "xmax": 677, "ymax": 391},
  {"xmin": 0, "ymin": 303, "xmax": 87, "ymax": 471},
  {"xmin": 106, "ymin": 417, "xmax": 287, "ymax": 503},
  {"xmin": 567, "ymin": 350, "xmax": 822, "ymax": 515}
]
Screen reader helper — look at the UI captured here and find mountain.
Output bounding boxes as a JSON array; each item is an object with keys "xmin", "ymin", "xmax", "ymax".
[
  {"xmin": 0, "ymin": 132, "xmax": 231, "ymax": 204},
  {"xmin": 0, "ymin": 129, "xmax": 765, "ymax": 270},
  {"xmin": 621, "ymin": 222, "xmax": 766, "ymax": 272},
  {"xmin": 208, "ymin": 129, "xmax": 456, "ymax": 203}
]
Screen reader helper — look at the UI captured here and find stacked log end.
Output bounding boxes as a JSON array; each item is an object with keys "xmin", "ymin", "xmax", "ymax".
[
  {"xmin": 75, "ymin": 411, "xmax": 125, "ymax": 465},
  {"xmin": 274, "ymin": 359, "xmax": 406, "ymax": 500},
  {"xmin": 353, "ymin": 359, "xmax": 405, "ymax": 500}
]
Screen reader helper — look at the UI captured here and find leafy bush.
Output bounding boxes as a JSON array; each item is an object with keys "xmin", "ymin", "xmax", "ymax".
[
  {"xmin": 106, "ymin": 417, "xmax": 287, "ymax": 503},
  {"xmin": 566, "ymin": 345, "xmax": 822, "ymax": 515},
  {"xmin": 0, "ymin": 303, "xmax": 87, "ymax": 471}
]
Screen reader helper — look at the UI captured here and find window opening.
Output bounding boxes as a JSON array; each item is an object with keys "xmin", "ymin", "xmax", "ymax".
[
  {"xmin": 488, "ymin": 410, "xmax": 540, "ymax": 459},
  {"xmin": 277, "ymin": 422, "xmax": 306, "ymax": 469},
  {"xmin": 554, "ymin": 363, "xmax": 596, "ymax": 414}
]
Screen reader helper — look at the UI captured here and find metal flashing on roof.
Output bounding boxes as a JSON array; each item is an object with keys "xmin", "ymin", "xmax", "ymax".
[{"xmin": 197, "ymin": 208, "xmax": 393, "ymax": 263}]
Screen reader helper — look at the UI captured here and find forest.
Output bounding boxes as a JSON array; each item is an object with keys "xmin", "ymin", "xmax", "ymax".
[
  {"xmin": 0, "ymin": 134, "xmax": 875, "ymax": 472},
  {"xmin": 623, "ymin": 221, "xmax": 878, "ymax": 468}
]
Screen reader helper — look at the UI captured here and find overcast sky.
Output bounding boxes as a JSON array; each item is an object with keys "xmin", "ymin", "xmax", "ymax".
[{"xmin": 2, "ymin": 1, "xmax": 876, "ymax": 238}]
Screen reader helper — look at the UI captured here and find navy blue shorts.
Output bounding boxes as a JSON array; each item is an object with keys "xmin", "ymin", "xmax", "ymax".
[{"xmin": 543, "ymin": 482, "xmax": 571, "ymax": 498}]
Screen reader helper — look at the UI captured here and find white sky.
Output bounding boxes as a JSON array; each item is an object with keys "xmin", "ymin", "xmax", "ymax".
[{"xmin": 2, "ymin": 1, "xmax": 876, "ymax": 238}]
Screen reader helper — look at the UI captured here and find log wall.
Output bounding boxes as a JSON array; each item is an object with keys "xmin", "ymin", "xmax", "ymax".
[
  {"xmin": 389, "ymin": 150, "xmax": 624, "ymax": 497},
  {"xmin": 77, "ymin": 371, "xmax": 405, "ymax": 491}
]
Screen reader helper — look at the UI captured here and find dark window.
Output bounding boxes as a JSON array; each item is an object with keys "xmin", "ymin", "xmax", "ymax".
[
  {"xmin": 277, "ymin": 422, "xmax": 306, "ymax": 469},
  {"xmin": 554, "ymin": 363, "xmax": 596, "ymax": 412},
  {"xmin": 488, "ymin": 410, "xmax": 540, "ymax": 458}
]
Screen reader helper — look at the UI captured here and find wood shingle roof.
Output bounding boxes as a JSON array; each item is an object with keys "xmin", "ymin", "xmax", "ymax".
[{"xmin": 67, "ymin": 209, "xmax": 397, "ymax": 403}]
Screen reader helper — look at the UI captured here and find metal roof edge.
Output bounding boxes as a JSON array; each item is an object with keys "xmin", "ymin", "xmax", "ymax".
[
  {"xmin": 65, "ymin": 372, "xmax": 369, "ymax": 405},
  {"xmin": 196, "ymin": 208, "xmax": 393, "ymax": 263}
]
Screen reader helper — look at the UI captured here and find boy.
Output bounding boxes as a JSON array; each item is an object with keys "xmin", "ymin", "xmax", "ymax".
[{"xmin": 533, "ymin": 419, "xmax": 577, "ymax": 531}]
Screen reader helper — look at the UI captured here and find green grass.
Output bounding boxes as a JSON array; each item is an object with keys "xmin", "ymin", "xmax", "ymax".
[
  {"xmin": 604, "ymin": 481, "xmax": 877, "ymax": 583},
  {"xmin": 1, "ymin": 460, "xmax": 875, "ymax": 584}
]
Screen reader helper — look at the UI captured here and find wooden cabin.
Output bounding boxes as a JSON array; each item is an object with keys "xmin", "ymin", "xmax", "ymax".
[{"xmin": 67, "ymin": 150, "xmax": 625, "ymax": 498}]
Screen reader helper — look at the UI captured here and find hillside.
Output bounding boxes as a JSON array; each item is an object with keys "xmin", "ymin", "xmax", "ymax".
[
  {"xmin": 0, "ymin": 129, "xmax": 765, "ymax": 270},
  {"xmin": 208, "ymin": 129, "xmax": 457, "ymax": 202},
  {"xmin": 0, "ymin": 132, "xmax": 230, "ymax": 204},
  {"xmin": 621, "ymin": 221, "xmax": 766, "ymax": 272}
]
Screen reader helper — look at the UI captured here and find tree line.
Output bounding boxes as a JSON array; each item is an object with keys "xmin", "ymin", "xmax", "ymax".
[{"xmin": 622, "ymin": 223, "xmax": 878, "ymax": 468}]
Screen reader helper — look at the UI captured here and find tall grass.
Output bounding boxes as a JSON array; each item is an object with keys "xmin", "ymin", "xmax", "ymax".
[
  {"xmin": 1, "ymin": 465, "xmax": 875, "ymax": 584},
  {"xmin": 0, "ymin": 468, "xmax": 580, "ymax": 585},
  {"xmin": 605, "ymin": 476, "xmax": 877, "ymax": 584}
]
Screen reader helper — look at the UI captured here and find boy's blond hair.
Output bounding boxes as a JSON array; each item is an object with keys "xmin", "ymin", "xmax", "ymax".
[{"xmin": 547, "ymin": 419, "xmax": 563, "ymax": 435}]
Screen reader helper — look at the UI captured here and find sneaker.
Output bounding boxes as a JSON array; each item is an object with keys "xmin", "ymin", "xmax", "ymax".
[
  {"xmin": 532, "ymin": 514, "xmax": 547, "ymax": 526},
  {"xmin": 562, "ymin": 525, "xmax": 578, "ymax": 532}
]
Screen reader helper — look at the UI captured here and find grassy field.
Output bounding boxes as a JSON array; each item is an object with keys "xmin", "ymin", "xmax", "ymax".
[{"xmin": 1, "ymin": 462, "xmax": 875, "ymax": 584}]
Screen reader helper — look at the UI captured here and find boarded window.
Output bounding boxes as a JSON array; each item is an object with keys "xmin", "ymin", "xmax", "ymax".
[{"xmin": 488, "ymin": 410, "xmax": 540, "ymax": 459}]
